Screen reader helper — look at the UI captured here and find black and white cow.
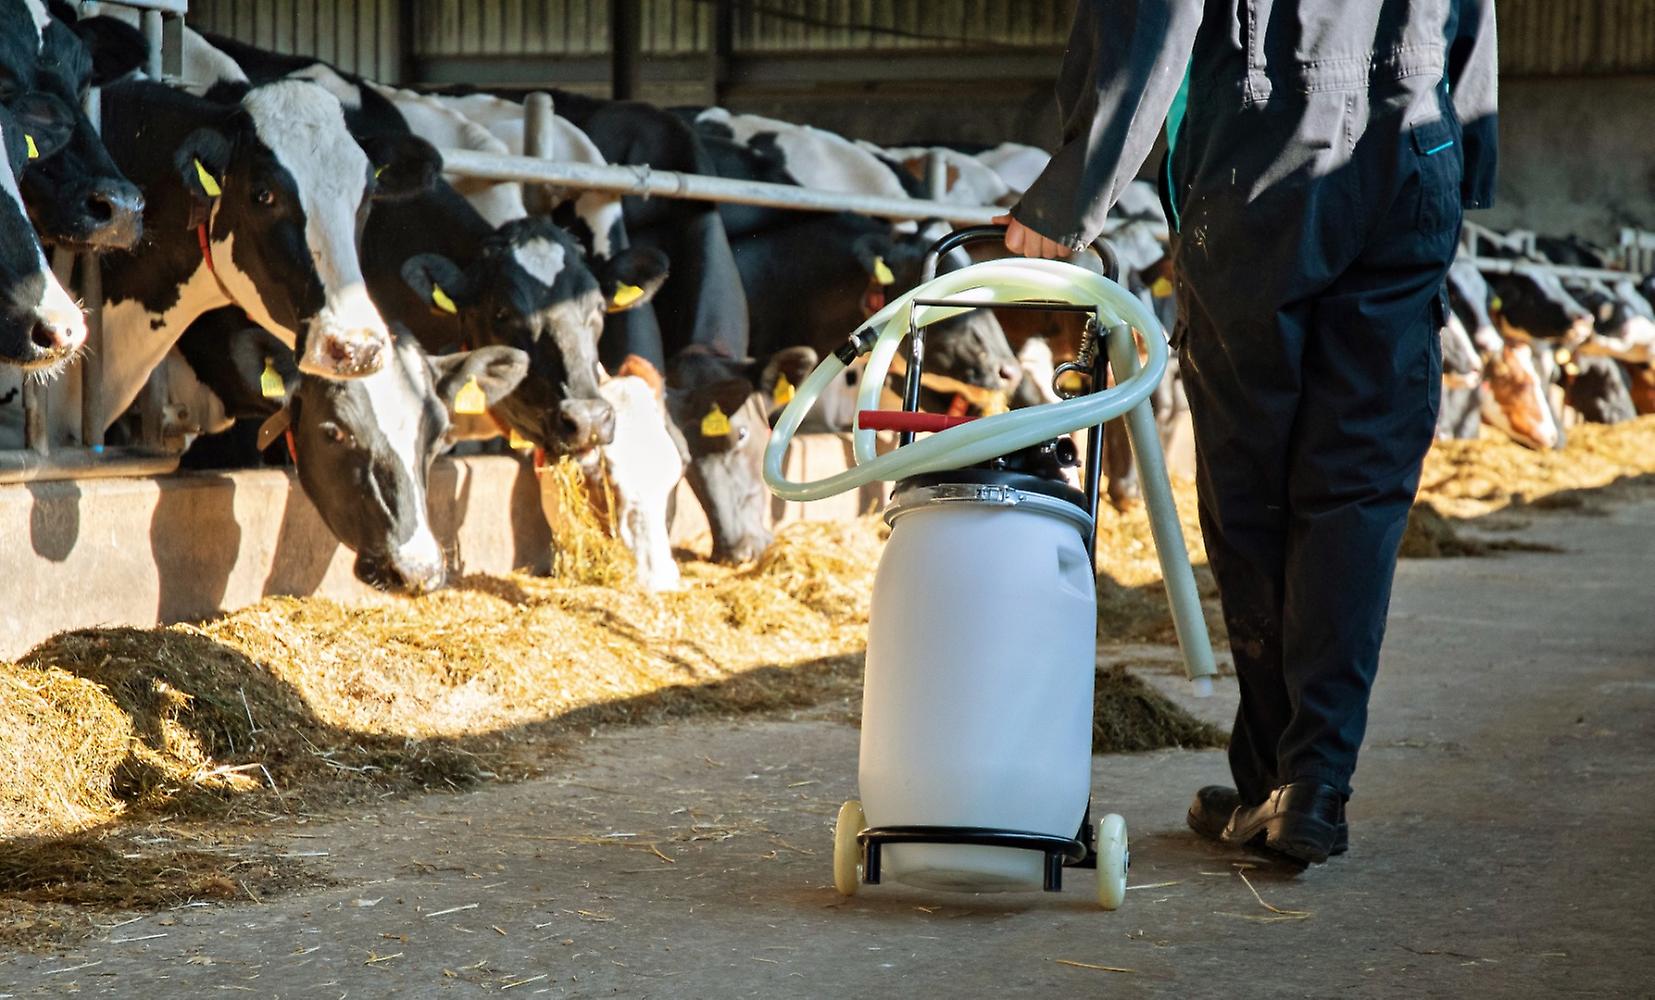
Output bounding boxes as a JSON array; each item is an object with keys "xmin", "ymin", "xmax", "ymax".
[
  {"xmin": 0, "ymin": 91, "xmax": 85, "ymax": 369},
  {"xmin": 67, "ymin": 77, "xmax": 438, "ymax": 444},
  {"xmin": 177, "ymin": 35, "xmax": 660, "ymax": 457},
  {"xmin": 397, "ymin": 216, "xmax": 667, "ymax": 451},
  {"xmin": 256, "ymin": 327, "xmax": 529, "ymax": 592},
  {"xmin": 3, "ymin": 0, "xmax": 147, "ymax": 250}
]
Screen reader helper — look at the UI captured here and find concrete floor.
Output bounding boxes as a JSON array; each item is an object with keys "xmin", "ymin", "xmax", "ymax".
[{"xmin": 2, "ymin": 497, "xmax": 1652, "ymax": 999}]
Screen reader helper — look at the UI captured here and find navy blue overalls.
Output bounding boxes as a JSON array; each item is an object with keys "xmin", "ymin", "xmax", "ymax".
[{"xmin": 1014, "ymin": 0, "xmax": 1498, "ymax": 804}]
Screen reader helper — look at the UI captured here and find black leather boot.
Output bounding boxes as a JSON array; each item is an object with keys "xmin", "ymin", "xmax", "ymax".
[
  {"xmin": 1223, "ymin": 781, "xmax": 1347, "ymax": 864},
  {"xmin": 1186, "ymin": 785, "xmax": 1242, "ymax": 842}
]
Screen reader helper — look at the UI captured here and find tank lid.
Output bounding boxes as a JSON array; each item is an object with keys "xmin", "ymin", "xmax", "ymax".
[{"xmin": 886, "ymin": 470, "xmax": 1093, "ymax": 536}]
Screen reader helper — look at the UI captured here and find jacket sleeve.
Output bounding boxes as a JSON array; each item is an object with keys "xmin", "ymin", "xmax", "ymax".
[
  {"xmin": 1012, "ymin": 0, "xmax": 1203, "ymax": 250},
  {"xmin": 1448, "ymin": 0, "xmax": 1498, "ymax": 210}
]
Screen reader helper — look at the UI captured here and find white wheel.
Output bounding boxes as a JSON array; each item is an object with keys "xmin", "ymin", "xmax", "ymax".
[
  {"xmin": 833, "ymin": 800, "xmax": 866, "ymax": 897},
  {"xmin": 1095, "ymin": 813, "xmax": 1128, "ymax": 910}
]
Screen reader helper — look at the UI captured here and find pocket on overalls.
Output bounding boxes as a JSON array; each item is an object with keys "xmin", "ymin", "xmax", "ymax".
[{"xmin": 1411, "ymin": 118, "xmax": 1462, "ymax": 235}]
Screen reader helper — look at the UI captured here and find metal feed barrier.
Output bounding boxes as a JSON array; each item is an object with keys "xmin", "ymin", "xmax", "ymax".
[{"xmin": 12, "ymin": 21, "xmax": 1639, "ymax": 487}]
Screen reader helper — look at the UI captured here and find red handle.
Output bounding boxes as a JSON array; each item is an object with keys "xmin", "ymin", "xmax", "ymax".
[{"xmin": 855, "ymin": 410, "xmax": 979, "ymax": 433}]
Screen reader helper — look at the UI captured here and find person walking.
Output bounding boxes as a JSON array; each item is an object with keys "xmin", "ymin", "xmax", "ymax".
[{"xmin": 999, "ymin": 0, "xmax": 1498, "ymax": 865}]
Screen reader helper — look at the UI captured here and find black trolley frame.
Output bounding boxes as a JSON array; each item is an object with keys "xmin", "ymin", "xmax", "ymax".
[{"xmin": 855, "ymin": 225, "xmax": 1130, "ymax": 893}]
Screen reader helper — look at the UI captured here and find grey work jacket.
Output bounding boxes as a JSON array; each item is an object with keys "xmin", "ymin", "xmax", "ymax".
[{"xmin": 1015, "ymin": 0, "xmax": 1498, "ymax": 250}]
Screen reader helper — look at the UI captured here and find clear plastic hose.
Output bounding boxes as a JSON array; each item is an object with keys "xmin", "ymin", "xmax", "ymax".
[{"xmin": 764, "ymin": 258, "xmax": 1168, "ymax": 502}]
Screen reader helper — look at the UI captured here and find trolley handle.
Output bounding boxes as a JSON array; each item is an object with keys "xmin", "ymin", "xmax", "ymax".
[{"xmin": 920, "ymin": 224, "xmax": 1126, "ymax": 286}]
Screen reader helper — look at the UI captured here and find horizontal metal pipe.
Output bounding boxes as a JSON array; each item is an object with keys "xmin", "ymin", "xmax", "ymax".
[
  {"xmin": 439, "ymin": 148, "xmax": 1005, "ymax": 226},
  {"xmin": 87, "ymin": 0, "xmax": 188, "ymax": 13},
  {"xmin": 0, "ymin": 450, "xmax": 179, "ymax": 485},
  {"xmin": 1461, "ymin": 255, "xmax": 1639, "ymax": 283}
]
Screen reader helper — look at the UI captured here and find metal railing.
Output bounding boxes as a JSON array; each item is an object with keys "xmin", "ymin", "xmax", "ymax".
[{"xmin": 0, "ymin": 0, "xmax": 189, "ymax": 483}]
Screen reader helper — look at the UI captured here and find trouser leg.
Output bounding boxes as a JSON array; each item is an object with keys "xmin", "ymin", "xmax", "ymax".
[
  {"xmin": 1178, "ymin": 294, "xmax": 1307, "ymax": 806},
  {"xmin": 1276, "ymin": 226, "xmax": 1451, "ymax": 796}
]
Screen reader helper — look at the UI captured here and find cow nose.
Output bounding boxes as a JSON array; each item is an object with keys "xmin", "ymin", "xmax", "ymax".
[
  {"xmin": 300, "ymin": 323, "xmax": 389, "ymax": 379},
  {"xmin": 81, "ymin": 180, "xmax": 144, "ymax": 250},
  {"xmin": 29, "ymin": 308, "xmax": 87, "ymax": 356},
  {"xmin": 559, "ymin": 397, "xmax": 616, "ymax": 450}
]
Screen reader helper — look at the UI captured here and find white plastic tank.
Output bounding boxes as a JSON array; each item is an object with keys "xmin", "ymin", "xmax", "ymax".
[{"xmin": 859, "ymin": 472, "xmax": 1096, "ymax": 892}]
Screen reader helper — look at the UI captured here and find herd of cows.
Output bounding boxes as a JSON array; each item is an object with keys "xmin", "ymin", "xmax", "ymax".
[{"xmin": 0, "ymin": 1, "xmax": 1650, "ymax": 597}]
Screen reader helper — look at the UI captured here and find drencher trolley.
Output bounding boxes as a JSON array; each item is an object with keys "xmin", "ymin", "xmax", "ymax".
[{"xmin": 763, "ymin": 226, "xmax": 1218, "ymax": 910}]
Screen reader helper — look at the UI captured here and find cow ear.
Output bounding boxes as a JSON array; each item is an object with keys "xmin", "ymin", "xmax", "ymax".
[
  {"xmin": 851, "ymin": 233, "xmax": 896, "ymax": 279},
  {"xmin": 431, "ymin": 346, "xmax": 530, "ymax": 414},
  {"xmin": 9, "ymin": 92, "xmax": 75, "ymax": 163},
  {"xmin": 175, "ymin": 127, "xmax": 230, "ymax": 228},
  {"xmin": 74, "ymin": 16, "xmax": 150, "ymax": 86},
  {"xmin": 401, "ymin": 254, "xmax": 472, "ymax": 316},
  {"xmin": 361, "ymin": 134, "xmax": 442, "ymax": 201},
  {"xmin": 593, "ymin": 247, "xmax": 669, "ymax": 313},
  {"xmin": 755, "ymin": 346, "xmax": 818, "ymax": 416}
]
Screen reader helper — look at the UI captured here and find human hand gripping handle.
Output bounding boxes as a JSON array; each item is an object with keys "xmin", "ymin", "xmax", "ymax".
[{"xmin": 994, "ymin": 213, "xmax": 1073, "ymax": 260}]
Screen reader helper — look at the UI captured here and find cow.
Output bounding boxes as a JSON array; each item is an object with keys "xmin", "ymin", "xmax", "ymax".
[
  {"xmin": 854, "ymin": 141, "xmax": 1014, "ymax": 207},
  {"xmin": 46, "ymin": 77, "xmax": 440, "ymax": 448},
  {"xmin": 4, "ymin": 1, "xmax": 147, "ymax": 250},
  {"xmin": 689, "ymin": 107, "xmax": 920, "ymax": 215},
  {"xmin": 413, "ymin": 89, "xmax": 631, "ymax": 262},
  {"xmin": 256, "ymin": 327, "xmax": 529, "ymax": 593},
  {"xmin": 0, "ymin": 91, "xmax": 86, "ymax": 370},
  {"xmin": 665, "ymin": 346, "xmax": 817, "ymax": 564},
  {"xmin": 1445, "ymin": 259, "xmax": 1561, "ymax": 450},
  {"xmin": 395, "ymin": 216, "xmax": 667, "ymax": 452},
  {"xmin": 579, "ymin": 356, "xmax": 683, "ymax": 592},
  {"xmin": 169, "ymin": 34, "xmax": 652, "ymax": 457}
]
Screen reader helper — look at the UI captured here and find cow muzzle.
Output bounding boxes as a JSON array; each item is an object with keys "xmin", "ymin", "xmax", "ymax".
[
  {"xmin": 558, "ymin": 397, "xmax": 616, "ymax": 452},
  {"xmin": 74, "ymin": 179, "xmax": 145, "ymax": 251},
  {"xmin": 299, "ymin": 308, "xmax": 390, "ymax": 380}
]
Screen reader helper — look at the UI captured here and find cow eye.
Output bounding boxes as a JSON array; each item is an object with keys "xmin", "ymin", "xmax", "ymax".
[
  {"xmin": 254, "ymin": 188, "xmax": 275, "ymax": 206},
  {"xmin": 320, "ymin": 421, "xmax": 350, "ymax": 445},
  {"xmin": 735, "ymin": 425, "xmax": 751, "ymax": 445}
]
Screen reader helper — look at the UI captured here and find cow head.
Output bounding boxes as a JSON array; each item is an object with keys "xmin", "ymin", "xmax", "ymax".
[
  {"xmin": 1489, "ymin": 265, "xmax": 1595, "ymax": 347},
  {"xmin": 852, "ymin": 229, "xmax": 1023, "ymax": 414},
  {"xmin": 0, "ymin": 93, "xmax": 85, "ymax": 370},
  {"xmin": 400, "ymin": 216, "xmax": 668, "ymax": 454},
  {"xmin": 177, "ymin": 79, "xmax": 437, "ymax": 379},
  {"xmin": 11, "ymin": 5, "xmax": 147, "ymax": 250},
  {"xmin": 1480, "ymin": 340, "xmax": 1560, "ymax": 451},
  {"xmin": 664, "ymin": 346, "xmax": 814, "ymax": 563},
  {"xmin": 261, "ymin": 330, "xmax": 529, "ymax": 592}
]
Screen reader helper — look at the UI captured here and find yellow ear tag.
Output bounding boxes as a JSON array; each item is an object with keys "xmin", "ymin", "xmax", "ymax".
[
  {"xmin": 454, "ymin": 376, "xmax": 487, "ymax": 415},
  {"xmin": 980, "ymin": 391, "xmax": 1009, "ymax": 415},
  {"xmin": 700, "ymin": 402, "xmax": 731, "ymax": 437},
  {"xmin": 872, "ymin": 256, "xmax": 896, "ymax": 286},
  {"xmin": 1489, "ymin": 295, "xmax": 1502, "ymax": 313},
  {"xmin": 1150, "ymin": 275, "xmax": 1174, "ymax": 298},
  {"xmin": 193, "ymin": 158, "xmax": 221, "ymax": 198},
  {"xmin": 508, "ymin": 428, "xmax": 533, "ymax": 450},
  {"xmin": 608, "ymin": 283, "xmax": 644, "ymax": 311},
  {"xmin": 24, "ymin": 134, "xmax": 39, "ymax": 160},
  {"xmin": 259, "ymin": 357, "xmax": 285, "ymax": 399},
  {"xmin": 430, "ymin": 284, "xmax": 459, "ymax": 315},
  {"xmin": 771, "ymin": 372, "xmax": 795, "ymax": 407}
]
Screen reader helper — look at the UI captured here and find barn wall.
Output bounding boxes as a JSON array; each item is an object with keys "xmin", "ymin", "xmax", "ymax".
[
  {"xmin": 187, "ymin": 0, "xmax": 405, "ymax": 83},
  {"xmin": 1483, "ymin": 75, "xmax": 1655, "ymax": 238}
]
